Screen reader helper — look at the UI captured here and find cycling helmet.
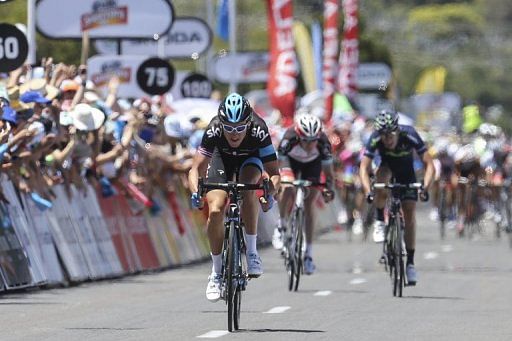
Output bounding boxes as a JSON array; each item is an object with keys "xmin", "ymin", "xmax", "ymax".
[
  {"xmin": 454, "ymin": 144, "xmax": 478, "ymax": 163},
  {"xmin": 218, "ymin": 92, "xmax": 252, "ymax": 124},
  {"xmin": 374, "ymin": 110, "xmax": 399, "ymax": 133},
  {"xmin": 295, "ymin": 112, "xmax": 322, "ymax": 140}
]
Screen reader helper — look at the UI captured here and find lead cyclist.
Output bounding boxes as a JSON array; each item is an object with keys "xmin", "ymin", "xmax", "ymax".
[{"xmin": 188, "ymin": 93, "xmax": 280, "ymax": 302}]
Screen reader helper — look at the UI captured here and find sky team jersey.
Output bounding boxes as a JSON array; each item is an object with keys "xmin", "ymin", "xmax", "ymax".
[
  {"xmin": 278, "ymin": 127, "xmax": 333, "ymax": 164},
  {"xmin": 198, "ymin": 114, "xmax": 277, "ymax": 163}
]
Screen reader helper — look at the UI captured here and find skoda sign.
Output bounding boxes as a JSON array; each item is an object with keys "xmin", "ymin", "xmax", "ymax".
[
  {"xmin": 94, "ymin": 17, "xmax": 212, "ymax": 58},
  {"xmin": 36, "ymin": 0, "xmax": 175, "ymax": 39}
]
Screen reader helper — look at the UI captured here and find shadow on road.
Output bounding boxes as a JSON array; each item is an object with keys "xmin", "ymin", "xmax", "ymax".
[
  {"xmin": 404, "ymin": 295, "xmax": 464, "ymax": 300},
  {"xmin": 238, "ymin": 328, "xmax": 325, "ymax": 334},
  {"xmin": 0, "ymin": 301, "xmax": 62, "ymax": 305}
]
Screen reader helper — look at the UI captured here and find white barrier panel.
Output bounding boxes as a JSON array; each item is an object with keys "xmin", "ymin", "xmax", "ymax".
[
  {"xmin": 68, "ymin": 186, "xmax": 108, "ymax": 279},
  {"xmin": 20, "ymin": 194, "xmax": 65, "ymax": 285},
  {"xmin": 49, "ymin": 186, "xmax": 90, "ymax": 281},
  {"xmin": 83, "ymin": 185, "xmax": 124, "ymax": 276},
  {"xmin": 2, "ymin": 179, "xmax": 46, "ymax": 285}
]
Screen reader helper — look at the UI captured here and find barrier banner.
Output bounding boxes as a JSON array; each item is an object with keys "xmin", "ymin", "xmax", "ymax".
[
  {"xmin": 82, "ymin": 185, "xmax": 124, "ymax": 277},
  {"xmin": 337, "ymin": 0, "xmax": 359, "ymax": 99},
  {"xmin": 48, "ymin": 186, "xmax": 90, "ymax": 281},
  {"xmin": 20, "ymin": 194, "xmax": 65, "ymax": 285},
  {"xmin": 0, "ymin": 202, "xmax": 33, "ymax": 289},
  {"xmin": 266, "ymin": 0, "xmax": 298, "ymax": 127},
  {"xmin": 323, "ymin": 0, "xmax": 340, "ymax": 123},
  {"xmin": 2, "ymin": 179, "xmax": 46, "ymax": 285},
  {"xmin": 97, "ymin": 193, "xmax": 141, "ymax": 273},
  {"xmin": 144, "ymin": 208, "xmax": 177, "ymax": 267},
  {"xmin": 116, "ymin": 194, "xmax": 161, "ymax": 270}
]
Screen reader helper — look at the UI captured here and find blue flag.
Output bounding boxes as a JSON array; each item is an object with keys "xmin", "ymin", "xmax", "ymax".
[{"xmin": 217, "ymin": 0, "xmax": 229, "ymax": 41}]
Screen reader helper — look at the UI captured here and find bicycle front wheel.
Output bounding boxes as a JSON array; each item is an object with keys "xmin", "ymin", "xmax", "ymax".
[
  {"xmin": 293, "ymin": 208, "xmax": 304, "ymax": 292},
  {"xmin": 227, "ymin": 221, "xmax": 239, "ymax": 332}
]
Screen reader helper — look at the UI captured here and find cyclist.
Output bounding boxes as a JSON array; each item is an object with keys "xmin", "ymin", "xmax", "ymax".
[
  {"xmin": 272, "ymin": 111, "xmax": 335, "ymax": 275},
  {"xmin": 188, "ymin": 93, "xmax": 280, "ymax": 302},
  {"xmin": 359, "ymin": 110, "xmax": 434, "ymax": 285}
]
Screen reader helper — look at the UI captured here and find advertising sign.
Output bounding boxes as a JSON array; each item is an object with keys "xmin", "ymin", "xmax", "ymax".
[
  {"xmin": 210, "ymin": 52, "xmax": 269, "ymax": 84},
  {"xmin": 94, "ymin": 17, "xmax": 212, "ymax": 58},
  {"xmin": 36, "ymin": 0, "xmax": 175, "ymax": 39},
  {"xmin": 357, "ymin": 63, "xmax": 392, "ymax": 90},
  {"xmin": 180, "ymin": 73, "xmax": 212, "ymax": 99},
  {"xmin": 136, "ymin": 57, "xmax": 175, "ymax": 95},
  {"xmin": 88, "ymin": 55, "xmax": 175, "ymax": 97},
  {"xmin": 0, "ymin": 23, "xmax": 28, "ymax": 72}
]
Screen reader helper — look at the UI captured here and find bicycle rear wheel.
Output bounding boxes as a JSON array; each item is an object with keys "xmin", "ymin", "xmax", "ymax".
[{"xmin": 293, "ymin": 208, "xmax": 304, "ymax": 292}]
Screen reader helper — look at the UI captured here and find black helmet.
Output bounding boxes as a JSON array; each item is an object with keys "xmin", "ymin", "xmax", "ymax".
[
  {"xmin": 218, "ymin": 93, "xmax": 253, "ymax": 124},
  {"xmin": 374, "ymin": 110, "xmax": 399, "ymax": 133}
]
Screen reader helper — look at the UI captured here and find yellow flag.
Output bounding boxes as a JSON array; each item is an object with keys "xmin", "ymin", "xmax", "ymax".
[
  {"xmin": 293, "ymin": 21, "xmax": 317, "ymax": 93},
  {"xmin": 415, "ymin": 66, "xmax": 446, "ymax": 94}
]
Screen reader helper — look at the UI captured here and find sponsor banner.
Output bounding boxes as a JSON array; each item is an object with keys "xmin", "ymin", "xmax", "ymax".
[
  {"xmin": 36, "ymin": 0, "xmax": 174, "ymax": 39},
  {"xmin": 0, "ymin": 201, "xmax": 33, "ymax": 289},
  {"xmin": 322, "ymin": 0, "xmax": 339, "ymax": 122},
  {"xmin": 20, "ymin": 194, "xmax": 65, "ymax": 285},
  {"xmin": 210, "ymin": 52, "xmax": 269, "ymax": 84},
  {"xmin": 266, "ymin": 0, "xmax": 298, "ymax": 127},
  {"xmin": 2, "ymin": 179, "xmax": 46, "ymax": 285},
  {"xmin": 337, "ymin": 0, "xmax": 359, "ymax": 99},
  {"xmin": 293, "ymin": 21, "xmax": 317, "ymax": 93},
  {"xmin": 88, "ymin": 55, "xmax": 173, "ymax": 98},
  {"xmin": 357, "ymin": 63, "xmax": 392, "ymax": 90},
  {"xmin": 81, "ymin": 185, "xmax": 124, "ymax": 277},
  {"xmin": 311, "ymin": 21, "xmax": 323, "ymax": 93},
  {"xmin": 96, "ymin": 193, "xmax": 140, "ymax": 273},
  {"xmin": 94, "ymin": 17, "xmax": 212, "ymax": 58}
]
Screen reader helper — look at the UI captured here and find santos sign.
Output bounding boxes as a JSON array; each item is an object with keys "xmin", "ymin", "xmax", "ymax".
[
  {"xmin": 36, "ymin": 0, "xmax": 175, "ymax": 39},
  {"xmin": 94, "ymin": 17, "xmax": 212, "ymax": 58}
]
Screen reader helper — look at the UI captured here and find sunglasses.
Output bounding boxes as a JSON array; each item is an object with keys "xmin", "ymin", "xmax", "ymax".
[
  {"xmin": 380, "ymin": 131, "xmax": 397, "ymax": 138},
  {"xmin": 222, "ymin": 123, "xmax": 248, "ymax": 134}
]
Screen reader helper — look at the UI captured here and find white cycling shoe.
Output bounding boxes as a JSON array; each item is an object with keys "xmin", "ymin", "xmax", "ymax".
[
  {"xmin": 247, "ymin": 253, "xmax": 263, "ymax": 278},
  {"xmin": 373, "ymin": 220, "xmax": 386, "ymax": 243},
  {"xmin": 406, "ymin": 264, "xmax": 417, "ymax": 285},
  {"xmin": 353, "ymin": 218, "xmax": 363, "ymax": 235},
  {"xmin": 206, "ymin": 273, "xmax": 222, "ymax": 302},
  {"xmin": 303, "ymin": 256, "xmax": 316, "ymax": 275},
  {"xmin": 272, "ymin": 228, "xmax": 284, "ymax": 250}
]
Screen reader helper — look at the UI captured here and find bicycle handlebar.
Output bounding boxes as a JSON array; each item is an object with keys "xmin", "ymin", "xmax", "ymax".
[
  {"xmin": 198, "ymin": 177, "xmax": 269, "ymax": 198},
  {"xmin": 281, "ymin": 180, "xmax": 328, "ymax": 187},
  {"xmin": 373, "ymin": 182, "xmax": 423, "ymax": 190}
]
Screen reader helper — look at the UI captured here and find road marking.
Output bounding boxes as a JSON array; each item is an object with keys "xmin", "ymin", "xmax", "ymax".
[
  {"xmin": 441, "ymin": 244, "xmax": 453, "ymax": 253},
  {"xmin": 349, "ymin": 278, "xmax": 367, "ymax": 285},
  {"xmin": 197, "ymin": 330, "xmax": 229, "ymax": 338},
  {"xmin": 314, "ymin": 290, "xmax": 332, "ymax": 296},
  {"xmin": 264, "ymin": 306, "xmax": 291, "ymax": 314},
  {"xmin": 423, "ymin": 251, "xmax": 439, "ymax": 260}
]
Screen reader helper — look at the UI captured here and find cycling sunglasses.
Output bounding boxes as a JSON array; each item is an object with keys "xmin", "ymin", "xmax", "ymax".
[{"xmin": 222, "ymin": 123, "xmax": 248, "ymax": 134}]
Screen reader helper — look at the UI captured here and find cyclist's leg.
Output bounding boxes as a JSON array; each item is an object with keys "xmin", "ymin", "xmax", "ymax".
[
  {"xmin": 372, "ymin": 165, "xmax": 391, "ymax": 242},
  {"xmin": 402, "ymin": 199, "xmax": 418, "ymax": 284},
  {"xmin": 239, "ymin": 157, "xmax": 264, "ymax": 276}
]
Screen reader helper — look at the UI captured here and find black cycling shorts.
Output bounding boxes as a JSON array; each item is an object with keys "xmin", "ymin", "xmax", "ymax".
[
  {"xmin": 206, "ymin": 150, "xmax": 263, "ymax": 183},
  {"xmin": 378, "ymin": 162, "xmax": 418, "ymax": 201},
  {"xmin": 289, "ymin": 157, "xmax": 322, "ymax": 181}
]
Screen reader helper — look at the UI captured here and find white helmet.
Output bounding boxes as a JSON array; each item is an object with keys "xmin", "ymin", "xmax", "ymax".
[
  {"xmin": 295, "ymin": 112, "xmax": 322, "ymax": 140},
  {"xmin": 454, "ymin": 144, "xmax": 478, "ymax": 163}
]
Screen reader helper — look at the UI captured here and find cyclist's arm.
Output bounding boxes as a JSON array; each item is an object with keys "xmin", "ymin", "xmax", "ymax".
[
  {"xmin": 188, "ymin": 152, "xmax": 210, "ymax": 194},
  {"xmin": 264, "ymin": 159, "xmax": 280, "ymax": 196},
  {"xmin": 422, "ymin": 151, "xmax": 435, "ymax": 191},
  {"xmin": 359, "ymin": 155, "xmax": 373, "ymax": 196}
]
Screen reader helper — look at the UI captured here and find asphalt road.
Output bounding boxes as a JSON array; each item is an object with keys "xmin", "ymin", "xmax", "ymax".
[{"xmin": 2, "ymin": 207, "xmax": 512, "ymax": 341}]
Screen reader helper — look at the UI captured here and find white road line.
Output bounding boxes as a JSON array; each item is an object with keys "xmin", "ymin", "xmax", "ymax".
[
  {"xmin": 441, "ymin": 244, "xmax": 453, "ymax": 253},
  {"xmin": 314, "ymin": 290, "xmax": 332, "ymax": 296},
  {"xmin": 197, "ymin": 330, "xmax": 229, "ymax": 338},
  {"xmin": 264, "ymin": 306, "xmax": 291, "ymax": 314},
  {"xmin": 423, "ymin": 251, "xmax": 439, "ymax": 260},
  {"xmin": 349, "ymin": 278, "xmax": 367, "ymax": 285}
]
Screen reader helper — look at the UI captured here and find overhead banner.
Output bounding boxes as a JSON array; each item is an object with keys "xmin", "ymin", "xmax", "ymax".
[
  {"xmin": 337, "ymin": 0, "xmax": 359, "ymax": 99},
  {"xmin": 293, "ymin": 21, "xmax": 317, "ymax": 93},
  {"xmin": 210, "ymin": 52, "xmax": 269, "ymax": 84},
  {"xmin": 322, "ymin": 0, "xmax": 340, "ymax": 123},
  {"xmin": 36, "ymin": 0, "xmax": 174, "ymax": 39},
  {"xmin": 94, "ymin": 17, "xmax": 212, "ymax": 58},
  {"xmin": 266, "ymin": 0, "xmax": 298, "ymax": 127}
]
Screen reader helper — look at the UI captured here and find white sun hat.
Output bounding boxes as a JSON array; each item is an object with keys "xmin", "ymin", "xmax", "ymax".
[{"xmin": 70, "ymin": 103, "xmax": 105, "ymax": 131}]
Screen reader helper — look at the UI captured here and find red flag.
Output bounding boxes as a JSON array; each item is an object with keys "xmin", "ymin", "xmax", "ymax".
[
  {"xmin": 266, "ymin": 0, "xmax": 298, "ymax": 128},
  {"xmin": 322, "ymin": 0, "xmax": 340, "ymax": 123},
  {"xmin": 337, "ymin": 0, "xmax": 358, "ymax": 100}
]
